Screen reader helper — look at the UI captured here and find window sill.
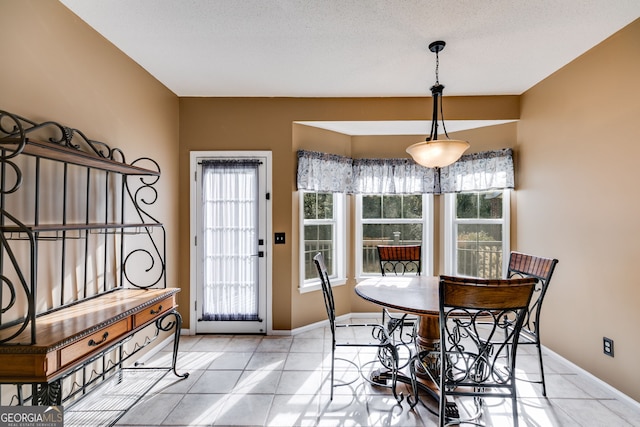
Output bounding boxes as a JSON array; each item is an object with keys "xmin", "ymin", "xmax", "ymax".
[{"xmin": 299, "ymin": 278, "xmax": 347, "ymax": 294}]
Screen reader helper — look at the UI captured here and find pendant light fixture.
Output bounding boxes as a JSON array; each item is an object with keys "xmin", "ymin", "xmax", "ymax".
[{"xmin": 406, "ymin": 41, "xmax": 469, "ymax": 168}]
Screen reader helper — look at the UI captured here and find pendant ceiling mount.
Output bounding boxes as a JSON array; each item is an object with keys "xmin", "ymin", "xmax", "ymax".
[{"xmin": 429, "ymin": 40, "xmax": 445, "ymax": 54}]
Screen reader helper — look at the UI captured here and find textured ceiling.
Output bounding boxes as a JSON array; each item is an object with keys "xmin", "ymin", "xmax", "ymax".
[{"xmin": 59, "ymin": 0, "xmax": 640, "ymax": 98}]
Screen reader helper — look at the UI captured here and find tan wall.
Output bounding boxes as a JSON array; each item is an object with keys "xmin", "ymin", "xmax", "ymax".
[
  {"xmin": 518, "ymin": 18, "xmax": 640, "ymax": 400},
  {"xmin": 179, "ymin": 97, "xmax": 519, "ymax": 330},
  {"xmin": 0, "ymin": 2, "xmax": 180, "ymax": 297}
]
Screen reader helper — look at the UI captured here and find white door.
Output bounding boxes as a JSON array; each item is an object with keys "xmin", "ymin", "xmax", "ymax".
[{"xmin": 192, "ymin": 152, "xmax": 270, "ymax": 334}]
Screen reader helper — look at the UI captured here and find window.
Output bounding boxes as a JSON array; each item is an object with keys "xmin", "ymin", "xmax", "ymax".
[
  {"xmin": 300, "ymin": 191, "xmax": 345, "ymax": 290},
  {"xmin": 356, "ymin": 194, "xmax": 433, "ymax": 277},
  {"xmin": 444, "ymin": 190, "xmax": 510, "ymax": 279}
]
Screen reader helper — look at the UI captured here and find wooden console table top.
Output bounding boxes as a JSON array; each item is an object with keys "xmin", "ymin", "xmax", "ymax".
[{"xmin": 0, "ymin": 288, "xmax": 179, "ymax": 383}]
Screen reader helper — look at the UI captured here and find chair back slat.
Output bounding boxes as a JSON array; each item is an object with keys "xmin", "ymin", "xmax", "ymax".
[
  {"xmin": 442, "ymin": 280, "xmax": 538, "ymax": 310},
  {"xmin": 377, "ymin": 245, "xmax": 421, "ymax": 276},
  {"xmin": 508, "ymin": 251, "xmax": 557, "ymax": 282}
]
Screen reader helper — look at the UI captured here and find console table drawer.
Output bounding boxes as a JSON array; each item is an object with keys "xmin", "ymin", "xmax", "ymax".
[
  {"xmin": 60, "ymin": 319, "xmax": 130, "ymax": 367},
  {"xmin": 134, "ymin": 296, "xmax": 174, "ymax": 327}
]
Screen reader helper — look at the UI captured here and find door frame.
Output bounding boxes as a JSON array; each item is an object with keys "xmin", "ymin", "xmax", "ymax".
[{"xmin": 189, "ymin": 150, "xmax": 273, "ymax": 335}]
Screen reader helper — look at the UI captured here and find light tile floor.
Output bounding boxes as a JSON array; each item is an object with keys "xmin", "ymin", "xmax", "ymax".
[{"xmin": 111, "ymin": 319, "xmax": 640, "ymax": 427}]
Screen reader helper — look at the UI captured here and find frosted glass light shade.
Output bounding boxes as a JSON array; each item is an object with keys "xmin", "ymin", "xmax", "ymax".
[{"xmin": 406, "ymin": 139, "xmax": 470, "ymax": 168}]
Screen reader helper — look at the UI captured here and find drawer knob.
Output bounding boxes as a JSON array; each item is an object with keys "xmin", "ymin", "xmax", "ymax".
[
  {"xmin": 150, "ymin": 305, "xmax": 163, "ymax": 315},
  {"xmin": 88, "ymin": 331, "xmax": 109, "ymax": 346}
]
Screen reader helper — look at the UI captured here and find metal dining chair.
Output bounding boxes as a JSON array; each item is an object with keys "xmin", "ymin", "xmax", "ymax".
[
  {"xmin": 506, "ymin": 251, "xmax": 559, "ymax": 397},
  {"xmin": 313, "ymin": 252, "xmax": 402, "ymax": 403},
  {"xmin": 377, "ymin": 245, "xmax": 422, "ymax": 276},
  {"xmin": 376, "ymin": 245, "xmax": 421, "ymax": 346},
  {"xmin": 432, "ymin": 275, "xmax": 537, "ymax": 427}
]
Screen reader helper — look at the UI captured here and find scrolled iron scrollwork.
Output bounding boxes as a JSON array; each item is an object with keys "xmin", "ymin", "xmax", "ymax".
[
  {"xmin": 123, "ymin": 247, "xmax": 164, "ymax": 289},
  {"xmin": 0, "ymin": 110, "xmax": 145, "ymax": 196},
  {"xmin": 54, "ymin": 125, "xmax": 117, "ymax": 159},
  {"xmin": 0, "ymin": 111, "xmax": 26, "ymax": 195},
  {"xmin": 0, "ymin": 273, "xmax": 29, "ymax": 345},
  {"xmin": 34, "ymin": 381, "xmax": 62, "ymax": 405},
  {"xmin": 122, "ymin": 157, "xmax": 165, "ymax": 289},
  {"xmin": 0, "ymin": 110, "xmax": 128, "ymax": 163},
  {"xmin": 128, "ymin": 157, "xmax": 161, "ymax": 220},
  {"xmin": 0, "ymin": 274, "xmax": 16, "ymax": 314},
  {"xmin": 111, "ymin": 147, "xmax": 126, "ymax": 163},
  {"xmin": 0, "ymin": 161, "xmax": 23, "ymax": 195},
  {"xmin": 156, "ymin": 310, "xmax": 189, "ymax": 379},
  {"xmin": 156, "ymin": 309, "xmax": 179, "ymax": 334},
  {"xmin": 0, "ymin": 110, "xmax": 29, "ymax": 160},
  {"xmin": 0, "ymin": 224, "xmax": 34, "ymax": 344}
]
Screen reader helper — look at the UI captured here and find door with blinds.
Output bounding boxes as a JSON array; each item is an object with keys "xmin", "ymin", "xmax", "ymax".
[{"xmin": 193, "ymin": 152, "xmax": 270, "ymax": 334}]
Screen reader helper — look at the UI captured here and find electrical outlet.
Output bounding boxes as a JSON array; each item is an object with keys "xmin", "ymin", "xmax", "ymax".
[{"xmin": 603, "ymin": 337, "xmax": 614, "ymax": 357}]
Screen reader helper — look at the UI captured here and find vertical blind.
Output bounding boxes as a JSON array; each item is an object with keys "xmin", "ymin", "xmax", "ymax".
[{"xmin": 201, "ymin": 159, "xmax": 261, "ymax": 321}]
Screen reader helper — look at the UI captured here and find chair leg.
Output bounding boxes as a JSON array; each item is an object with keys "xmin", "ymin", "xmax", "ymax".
[
  {"xmin": 512, "ymin": 395, "xmax": 519, "ymax": 427},
  {"xmin": 330, "ymin": 345, "xmax": 335, "ymax": 401},
  {"xmin": 438, "ymin": 394, "xmax": 446, "ymax": 427},
  {"xmin": 407, "ymin": 353, "xmax": 420, "ymax": 409},
  {"xmin": 535, "ymin": 340, "xmax": 547, "ymax": 397},
  {"xmin": 387, "ymin": 342, "xmax": 402, "ymax": 403}
]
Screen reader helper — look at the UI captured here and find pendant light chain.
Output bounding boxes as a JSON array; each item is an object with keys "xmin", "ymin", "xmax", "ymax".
[
  {"xmin": 435, "ymin": 48, "xmax": 450, "ymax": 138},
  {"xmin": 435, "ymin": 50, "xmax": 440, "ymax": 85}
]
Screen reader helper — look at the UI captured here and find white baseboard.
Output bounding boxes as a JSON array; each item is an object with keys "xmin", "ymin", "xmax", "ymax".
[
  {"xmin": 179, "ymin": 313, "xmax": 380, "ymax": 337},
  {"xmin": 288, "ymin": 312, "xmax": 378, "ymax": 336},
  {"xmin": 349, "ymin": 312, "xmax": 381, "ymax": 319}
]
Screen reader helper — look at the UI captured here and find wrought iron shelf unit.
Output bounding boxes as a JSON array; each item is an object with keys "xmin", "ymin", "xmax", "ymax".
[{"xmin": 0, "ymin": 110, "xmax": 187, "ymax": 412}]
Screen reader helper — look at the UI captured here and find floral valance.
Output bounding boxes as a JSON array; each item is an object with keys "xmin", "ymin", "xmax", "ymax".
[
  {"xmin": 351, "ymin": 158, "xmax": 437, "ymax": 194},
  {"xmin": 296, "ymin": 148, "xmax": 514, "ymax": 194},
  {"xmin": 296, "ymin": 150, "xmax": 352, "ymax": 193},
  {"xmin": 439, "ymin": 148, "xmax": 514, "ymax": 193}
]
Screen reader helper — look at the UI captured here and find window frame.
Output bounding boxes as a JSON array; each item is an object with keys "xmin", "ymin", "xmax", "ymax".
[
  {"xmin": 298, "ymin": 191, "xmax": 346, "ymax": 293},
  {"xmin": 355, "ymin": 193, "xmax": 434, "ymax": 280},
  {"xmin": 444, "ymin": 190, "xmax": 511, "ymax": 279}
]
